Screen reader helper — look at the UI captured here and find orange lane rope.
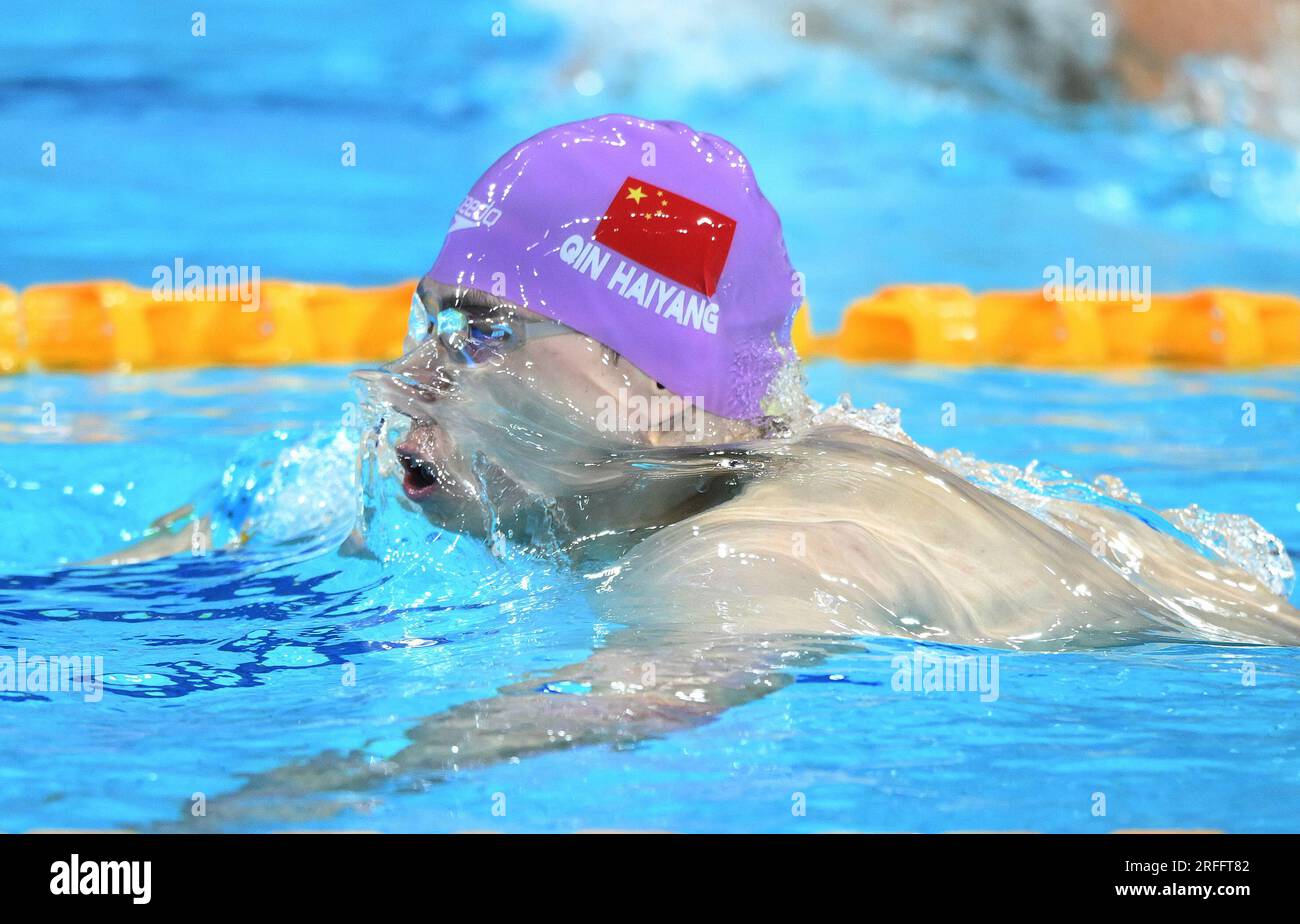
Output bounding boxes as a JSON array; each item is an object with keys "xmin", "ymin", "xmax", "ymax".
[{"xmin": 1, "ymin": 280, "xmax": 1297, "ymax": 373}]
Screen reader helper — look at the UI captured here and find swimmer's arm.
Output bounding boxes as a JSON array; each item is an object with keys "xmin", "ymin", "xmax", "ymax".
[
  {"xmin": 82, "ymin": 504, "xmax": 215, "ymax": 566},
  {"xmin": 88, "ymin": 504, "xmax": 370, "ymax": 567},
  {"xmin": 181, "ymin": 629, "xmax": 847, "ymax": 829},
  {"xmin": 393, "ymin": 628, "xmax": 813, "ymax": 771}
]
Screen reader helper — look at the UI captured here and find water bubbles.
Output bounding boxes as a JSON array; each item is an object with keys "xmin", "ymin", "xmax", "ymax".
[
  {"xmin": 1162, "ymin": 504, "xmax": 1295, "ymax": 598},
  {"xmin": 205, "ymin": 426, "xmax": 359, "ymax": 550}
]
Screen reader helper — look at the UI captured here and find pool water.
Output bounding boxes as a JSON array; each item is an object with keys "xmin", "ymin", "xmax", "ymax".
[{"xmin": 1, "ymin": 362, "xmax": 1298, "ymax": 832}]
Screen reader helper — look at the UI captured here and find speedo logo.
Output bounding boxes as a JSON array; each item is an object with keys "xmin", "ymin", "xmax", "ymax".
[{"xmin": 448, "ymin": 194, "xmax": 503, "ymax": 233}]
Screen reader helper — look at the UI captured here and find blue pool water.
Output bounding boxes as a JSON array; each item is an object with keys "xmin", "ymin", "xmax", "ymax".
[
  {"xmin": 2, "ymin": 1, "xmax": 1300, "ymax": 831},
  {"xmin": 1, "ymin": 363, "xmax": 1298, "ymax": 832}
]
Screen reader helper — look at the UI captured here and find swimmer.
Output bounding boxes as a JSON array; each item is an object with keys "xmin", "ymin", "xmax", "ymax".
[{"xmin": 172, "ymin": 115, "xmax": 1299, "ymax": 824}]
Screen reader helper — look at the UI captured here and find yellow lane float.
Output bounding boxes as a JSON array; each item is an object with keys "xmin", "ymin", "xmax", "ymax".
[
  {"xmin": 0, "ymin": 280, "xmax": 1297, "ymax": 372},
  {"xmin": 796, "ymin": 285, "xmax": 1300, "ymax": 367}
]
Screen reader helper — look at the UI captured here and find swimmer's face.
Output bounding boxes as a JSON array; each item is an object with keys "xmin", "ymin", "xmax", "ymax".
[{"xmin": 372, "ymin": 281, "xmax": 759, "ymax": 542}]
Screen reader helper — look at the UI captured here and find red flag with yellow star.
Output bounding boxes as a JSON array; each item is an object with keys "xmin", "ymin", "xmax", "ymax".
[{"xmin": 594, "ymin": 176, "xmax": 736, "ymax": 298}]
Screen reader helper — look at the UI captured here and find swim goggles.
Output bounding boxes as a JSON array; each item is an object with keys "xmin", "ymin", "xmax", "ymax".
[{"xmin": 408, "ymin": 287, "xmax": 571, "ymax": 366}]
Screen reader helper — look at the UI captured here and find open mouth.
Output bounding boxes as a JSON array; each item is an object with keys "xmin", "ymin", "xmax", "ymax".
[{"xmin": 396, "ymin": 443, "xmax": 441, "ymax": 500}]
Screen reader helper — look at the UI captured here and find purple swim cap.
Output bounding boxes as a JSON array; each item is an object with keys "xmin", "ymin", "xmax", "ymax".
[{"xmin": 427, "ymin": 114, "xmax": 800, "ymax": 421}]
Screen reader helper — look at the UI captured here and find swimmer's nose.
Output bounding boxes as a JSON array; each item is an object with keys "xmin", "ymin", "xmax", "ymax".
[
  {"xmin": 350, "ymin": 361, "xmax": 450, "ymax": 422},
  {"xmin": 355, "ymin": 336, "xmax": 455, "ymax": 392},
  {"xmin": 385, "ymin": 336, "xmax": 456, "ymax": 385}
]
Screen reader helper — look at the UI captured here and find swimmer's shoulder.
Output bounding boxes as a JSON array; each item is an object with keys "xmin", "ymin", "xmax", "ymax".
[{"xmin": 791, "ymin": 422, "xmax": 935, "ymax": 469}]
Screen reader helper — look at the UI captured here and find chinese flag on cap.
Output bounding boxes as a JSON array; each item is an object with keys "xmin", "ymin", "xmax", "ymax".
[{"xmin": 594, "ymin": 177, "xmax": 736, "ymax": 298}]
